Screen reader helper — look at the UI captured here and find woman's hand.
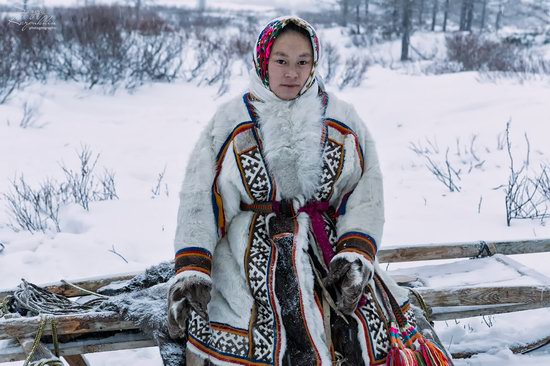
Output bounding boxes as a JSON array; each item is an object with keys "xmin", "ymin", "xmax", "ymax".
[
  {"xmin": 325, "ymin": 256, "xmax": 372, "ymax": 315},
  {"xmin": 167, "ymin": 276, "xmax": 211, "ymax": 339}
]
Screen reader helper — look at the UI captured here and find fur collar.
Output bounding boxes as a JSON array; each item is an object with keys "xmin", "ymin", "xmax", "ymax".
[{"xmin": 250, "ymin": 91, "xmax": 325, "ymax": 200}]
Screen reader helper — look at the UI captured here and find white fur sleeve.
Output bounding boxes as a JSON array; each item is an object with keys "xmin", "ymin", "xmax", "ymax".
[
  {"xmin": 173, "ymin": 119, "xmax": 218, "ymax": 281},
  {"xmin": 334, "ymin": 104, "xmax": 385, "ymax": 264}
]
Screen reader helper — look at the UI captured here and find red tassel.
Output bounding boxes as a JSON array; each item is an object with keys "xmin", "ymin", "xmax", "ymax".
[
  {"xmin": 386, "ymin": 345, "xmax": 417, "ymax": 366},
  {"xmin": 417, "ymin": 337, "xmax": 451, "ymax": 366},
  {"xmin": 386, "ymin": 323, "xmax": 418, "ymax": 366}
]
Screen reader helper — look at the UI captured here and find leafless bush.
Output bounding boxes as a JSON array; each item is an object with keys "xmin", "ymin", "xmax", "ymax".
[
  {"xmin": 425, "ymin": 148, "xmax": 462, "ymax": 192},
  {"xmin": 61, "ymin": 146, "xmax": 118, "ymax": 211},
  {"xmin": 410, "ymin": 136, "xmax": 488, "ymax": 192},
  {"xmin": 151, "ymin": 166, "xmax": 168, "ymax": 198},
  {"xmin": 126, "ymin": 32, "xmax": 184, "ymax": 89},
  {"xmin": 446, "ymin": 33, "xmax": 522, "ymax": 72},
  {"xmin": 496, "ymin": 121, "xmax": 550, "ymax": 226},
  {"xmin": 320, "ymin": 42, "xmax": 340, "ymax": 84},
  {"xmin": 3, "ymin": 146, "xmax": 118, "ymax": 233},
  {"xmin": 0, "ymin": 21, "xmax": 26, "ymax": 104},
  {"xmin": 3, "ymin": 176, "xmax": 68, "ymax": 233},
  {"xmin": 338, "ymin": 55, "xmax": 370, "ymax": 89},
  {"xmin": 54, "ymin": 6, "xmax": 133, "ymax": 90},
  {"xmin": 19, "ymin": 101, "xmax": 43, "ymax": 129}
]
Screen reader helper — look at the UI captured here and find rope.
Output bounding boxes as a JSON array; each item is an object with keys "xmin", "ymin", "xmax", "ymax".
[
  {"xmin": 22, "ymin": 316, "xmax": 63, "ymax": 366},
  {"xmin": 60, "ymin": 280, "xmax": 110, "ymax": 299},
  {"xmin": 408, "ymin": 287, "xmax": 433, "ymax": 325},
  {"xmin": 0, "ymin": 295, "xmax": 13, "ymax": 318},
  {"xmin": 474, "ymin": 240, "xmax": 497, "ymax": 258},
  {"xmin": 12, "ymin": 279, "xmax": 105, "ymax": 316}
]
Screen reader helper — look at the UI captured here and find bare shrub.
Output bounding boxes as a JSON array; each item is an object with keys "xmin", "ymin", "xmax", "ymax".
[
  {"xmin": 339, "ymin": 55, "xmax": 370, "ymax": 89},
  {"xmin": 424, "ymin": 148, "xmax": 462, "ymax": 192},
  {"xmin": 61, "ymin": 146, "xmax": 118, "ymax": 210},
  {"xmin": 151, "ymin": 166, "xmax": 169, "ymax": 199},
  {"xmin": 3, "ymin": 146, "xmax": 118, "ymax": 233},
  {"xmin": 446, "ymin": 33, "xmax": 522, "ymax": 72},
  {"xmin": 54, "ymin": 5, "xmax": 133, "ymax": 90},
  {"xmin": 495, "ymin": 121, "xmax": 550, "ymax": 226},
  {"xmin": 0, "ymin": 21, "xmax": 26, "ymax": 104},
  {"xmin": 19, "ymin": 101, "xmax": 44, "ymax": 129},
  {"xmin": 320, "ymin": 42, "xmax": 341, "ymax": 84},
  {"xmin": 3, "ymin": 176, "xmax": 68, "ymax": 233},
  {"xmin": 126, "ymin": 32, "xmax": 184, "ymax": 89}
]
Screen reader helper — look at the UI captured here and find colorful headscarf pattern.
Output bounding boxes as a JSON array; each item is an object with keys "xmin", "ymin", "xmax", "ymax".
[{"xmin": 253, "ymin": 16, "xmax": 321, "ymax": 98}]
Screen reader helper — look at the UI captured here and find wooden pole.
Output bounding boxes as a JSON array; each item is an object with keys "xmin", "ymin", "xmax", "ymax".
[{"xmin": 378, "ymin": 238, "xmax": 550, "ymax": 263}]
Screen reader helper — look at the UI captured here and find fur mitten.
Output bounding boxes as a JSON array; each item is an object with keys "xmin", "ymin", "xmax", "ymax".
[
  {"xmin": 167, "ymin": 276, "xmax": 211, "ymax": 339},
  {"xmin": 325, "ymin": 254, "xmax": 373, "ymax": 315}
]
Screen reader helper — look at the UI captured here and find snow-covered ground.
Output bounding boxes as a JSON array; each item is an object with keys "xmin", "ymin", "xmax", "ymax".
[{"xmin": 2, "ymin": 24, "xmax": 550, "ymax": 366}]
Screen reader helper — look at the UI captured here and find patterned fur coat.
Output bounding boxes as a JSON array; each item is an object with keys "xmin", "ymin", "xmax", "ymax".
[{"xmin": 172, "ymin": 78, "xmax": 413, "ymax": 365}]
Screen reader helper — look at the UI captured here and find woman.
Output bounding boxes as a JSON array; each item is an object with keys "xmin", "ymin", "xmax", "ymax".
[{"xmin": 167, "ymin": 16, "xmax": 451, "ymax": 366}]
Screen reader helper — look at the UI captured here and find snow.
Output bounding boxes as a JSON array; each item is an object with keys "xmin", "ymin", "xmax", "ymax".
[{"xmin": 2, "ymin": 17, "xmax": 550, "ymax": 366}]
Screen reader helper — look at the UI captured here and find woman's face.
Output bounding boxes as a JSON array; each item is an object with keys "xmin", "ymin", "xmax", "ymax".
[{"xmin": 268, "ymin": 31, "xmax": 313, "ymax": 100}]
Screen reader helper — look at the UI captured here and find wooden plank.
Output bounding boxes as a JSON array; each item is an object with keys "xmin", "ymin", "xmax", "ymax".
[
  {"xmin": 416, "ymin": 285, "xmax": 550, "ymax": 307},
  {"xmin": 451, "ymin": 334, "xmax": 550, "ymax": 358},
  {"xmin": 379, "ymin": 238, "xmax": 550, "ymax": 263},
  {"xmin": 0, "ymin": 273, "xmax": 137, "ymax": 300},
  {"xmin": 0, "ymin": 331, "xmax": 155, "ymax": 362},
  {"xmin": 0, "ymin": 312, "xmax": 139, "ymax": 340},
  {"xmin": 493, "ymin": 254, "xmax": 550, "ymax": 284},
  {"xmin": 1, "ymin": 239, "xmax": 549, "ymax": 301},
  {"xmin": 430, "ymin": 302, "xmax": 545, "ymax": 321},
  {"xmin": 63, "ymin": 354, "xmax": 91, "ymax": 366}
]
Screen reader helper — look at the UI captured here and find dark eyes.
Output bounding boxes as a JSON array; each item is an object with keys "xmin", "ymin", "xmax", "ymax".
[{"xmin": 274, "ymin": 59, "xmax": 310, "ymax": 66}]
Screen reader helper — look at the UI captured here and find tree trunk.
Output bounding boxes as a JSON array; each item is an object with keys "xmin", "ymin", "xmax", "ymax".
[
  {"xmin": 356, "ymin": 3, "xmax": 361, "ymax": 34},
  {"xmin": 496, "ymin": 1, "xmax": 504, "ymax": 32},
  {"xmin": 197, "ymin": 0, "xmax": 206, "ymax": 12},
  {"xmin": 465, "ymin": 0, "xmax": 474, "ymax": 31},
  {"xmin": 442, "ymin": 0, "xmax": 449, "ymax": 31},
  {"xmin": 459, "ymin": 0, "xmax": 467, "ymax": 30},
  {"xmin": 392, "ymin": 0, "xmax": 400, "ymax": 34},
  {"xmin": 341, "ymin": 0, "xmax": 349, "ymax": 27},
  {"xmin": 364, "ymin": 0, "xmax": 369, "ymax": 29},
  {"xmin": 431, "ymin": 0, "xmax": 438, "ymax": 31},
  {"xmin": 401, "ymin": 0, "xmax": 413, "ymax": 61},
  {"xmin": 480, "ymin": 0, "xmax": 487, "ymax": 32},
  {"xmin": 418, "ymin": 0, "xmax": 425, "ymax": 25}
]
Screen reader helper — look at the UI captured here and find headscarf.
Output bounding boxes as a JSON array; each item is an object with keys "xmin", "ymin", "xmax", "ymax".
[{"xmin": 251, "ymin": 16, "xmax": 321, "ymax": 101}]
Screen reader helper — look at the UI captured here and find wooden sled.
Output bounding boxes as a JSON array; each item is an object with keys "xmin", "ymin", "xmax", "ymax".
[{"xmin": 1, "ymin": 238, "xmax": 550, "ymax": 364}]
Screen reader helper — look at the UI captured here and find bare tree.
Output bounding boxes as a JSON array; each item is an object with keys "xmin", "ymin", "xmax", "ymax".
[
  {"xmin": 431, "ymin": 0, "xmax": 439, "ymax": 31},
  {"xmin": 442, "ymin": 0, "xmax": 450, "ymax": 31},
  {"xmin": 460, "ymin": 0, "xmax": 475, "ymax": 31},
  {"xmin": 480, "ymin": 0, "xmax": 488, "ymax": 31},
  {"xmin": 418, "ymin": 0, "xmax": 425, "ymax": 25},
  {"xmin": 197, "ymin": 0, "xmax": 206, "ymax": 11},
  {"xmin": 401, "ymin": 0, "xmax": 414, "ymax": 61}
]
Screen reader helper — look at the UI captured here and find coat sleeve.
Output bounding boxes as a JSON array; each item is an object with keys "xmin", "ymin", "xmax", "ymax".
[
  {"xmin": 173, "ymin": 119, "xmax": 219, "ymax": 284},
  {"xmin": 334, "ymin": 104, "xmax": 385, "ymax": 269}
]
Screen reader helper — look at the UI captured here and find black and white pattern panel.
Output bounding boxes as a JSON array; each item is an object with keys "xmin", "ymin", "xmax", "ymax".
[
  {"xmin": 315, "ymin": 138, "xmax": 344, "ymax": 201},
  {"xmin": 239, "ymin": 147, "xmax": 271, "ymax": 202},
  {"xmin": 188, "ymin": 310, "xmax": 212, "ymax": 344},
  {"xmin": 188, "ymin": 311, "xmax": 250, "ymax": 358},
  {"xmin": 246, "ymin": 213, "xmax": 277, "ymax": 362},
  {"xmin": 357, "ymin": 287, "xmax": 391, "ymax": 362}
]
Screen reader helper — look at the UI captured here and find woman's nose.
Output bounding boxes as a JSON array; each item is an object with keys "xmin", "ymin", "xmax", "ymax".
[{"xmin": 284, "ymin": 67, "xmax": 299, "ymax": 79}]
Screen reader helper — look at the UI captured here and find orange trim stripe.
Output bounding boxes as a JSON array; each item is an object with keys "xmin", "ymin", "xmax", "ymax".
[
  {"xmin": 189, "ymin": 336, "xmax": 272, "ymax": 366},
  {"xmin": 211, "ymin": 323, "xmax": 249, "ymax": 337},
  {"xmin": 176, "ymin": 266, "xmax": 210, "ymax": 276}
]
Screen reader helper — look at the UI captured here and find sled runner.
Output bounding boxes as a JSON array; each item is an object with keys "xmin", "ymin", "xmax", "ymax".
[{"xmin": 1, "ymin": 238, "xmax": 549, "ymax": 364}]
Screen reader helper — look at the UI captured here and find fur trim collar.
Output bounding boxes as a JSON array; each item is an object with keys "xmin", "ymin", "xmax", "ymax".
[{"xmin": 250, "ymin": 88, "xmax": 325, "ymax": 200}]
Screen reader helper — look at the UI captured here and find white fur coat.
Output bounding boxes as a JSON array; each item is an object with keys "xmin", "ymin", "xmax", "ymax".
[{"xmin": 171, "ymin": 85, "xmax": 407, "ymax": 365}]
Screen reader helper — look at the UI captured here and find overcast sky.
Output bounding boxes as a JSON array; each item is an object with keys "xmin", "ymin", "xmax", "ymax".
[{"xmin": 0, "ymin": 0, "xmax": 327, "ymax": 12}]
